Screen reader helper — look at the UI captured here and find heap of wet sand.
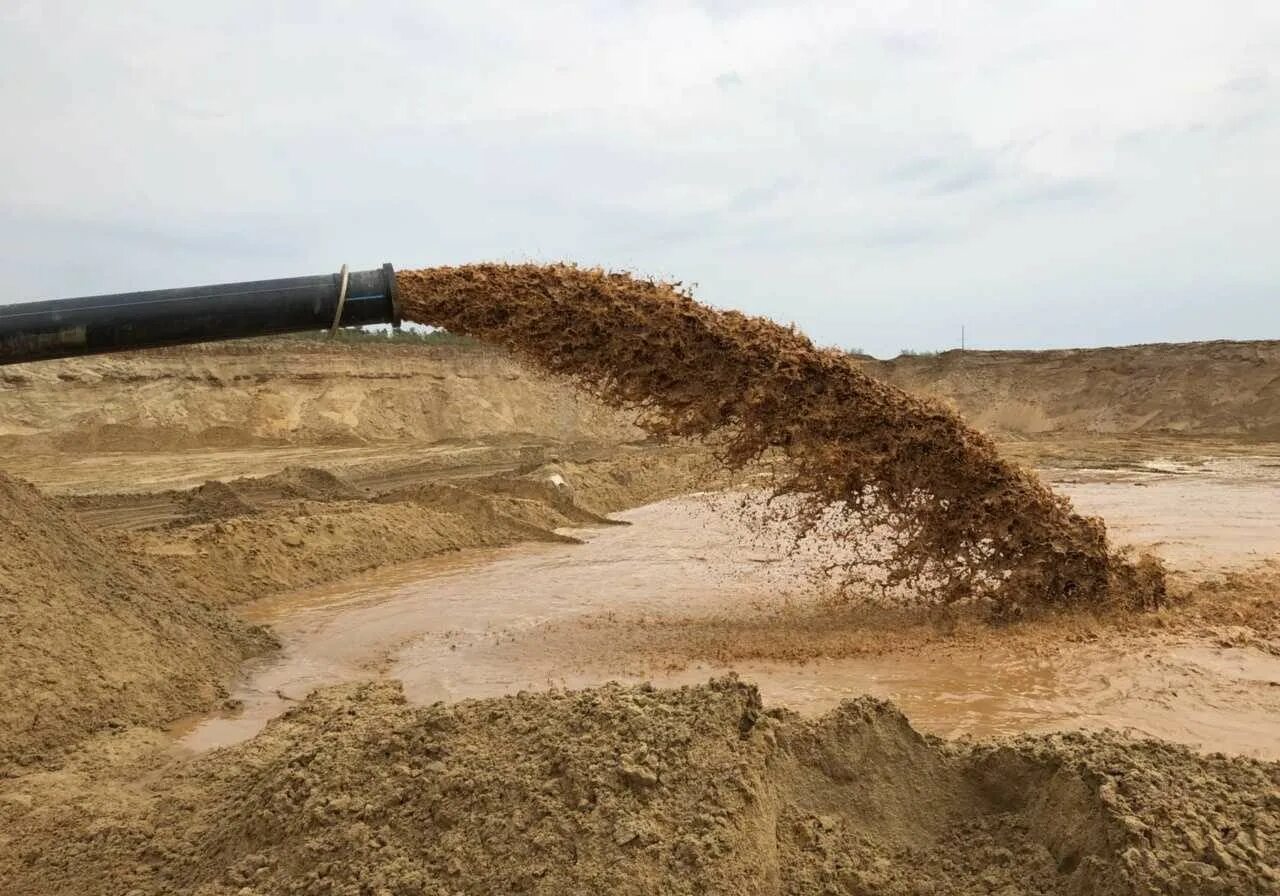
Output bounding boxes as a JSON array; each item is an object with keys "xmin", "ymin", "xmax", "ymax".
[
  {"xmin": 0, "ymin": 472, "xmax": 274, "ymax": 770},
  {"xmin": 6, "ymin": 678, "xmax": 1275, "ymax": 895}
]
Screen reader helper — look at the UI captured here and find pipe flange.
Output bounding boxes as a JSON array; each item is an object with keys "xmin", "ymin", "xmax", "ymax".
[{"xmin": 382, "ymin": 262, "xmax": 402, "ymax": 328}]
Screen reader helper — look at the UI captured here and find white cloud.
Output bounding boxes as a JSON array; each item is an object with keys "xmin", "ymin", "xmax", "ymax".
[{"xmin": 0, "ymin": 0, "xmax": 1276, "ymax": 355}]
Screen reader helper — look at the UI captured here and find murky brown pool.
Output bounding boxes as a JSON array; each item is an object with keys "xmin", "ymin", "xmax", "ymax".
[{"xmin": 179, "ymin": 459, "xmax": 1280, "ymax": 758}]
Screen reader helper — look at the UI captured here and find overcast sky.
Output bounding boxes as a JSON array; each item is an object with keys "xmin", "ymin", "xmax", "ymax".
[{"xmin": 1, "ymin": 2, "xmax": 1276, "ymax": 357}]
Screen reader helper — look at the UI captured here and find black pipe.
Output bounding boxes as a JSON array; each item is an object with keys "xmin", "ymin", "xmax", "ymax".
[{"xmin": 0, "ymin": 263, "xmax": 402, "ymax": 365}]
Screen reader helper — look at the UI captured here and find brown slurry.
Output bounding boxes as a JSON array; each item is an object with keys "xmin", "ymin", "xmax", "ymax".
[
  {"xmin": 397, "ymin": 264, "xmax": 1163, "ymax": 610},
  {"xmin": 5, "ymin": 678, "xmax": 1276, "ymax": 895}
]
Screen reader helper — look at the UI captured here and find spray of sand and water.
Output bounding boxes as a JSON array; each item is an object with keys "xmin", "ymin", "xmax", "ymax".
[{"xmin": 398, "ymin": 264, "xmax": 1163, "ymax": 612}]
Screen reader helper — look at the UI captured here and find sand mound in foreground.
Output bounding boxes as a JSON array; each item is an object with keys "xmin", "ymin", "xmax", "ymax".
[
  {"xmin": 7, "ymin": 678, "xmax": 1275, "ymax": 895},
  {"xmin": 0, "ymin": 472, "xmax": 274, "ymax": 770},
  {"xmin": 397, "ymin": 265, "xmax": 1163, "ymax": 611}
]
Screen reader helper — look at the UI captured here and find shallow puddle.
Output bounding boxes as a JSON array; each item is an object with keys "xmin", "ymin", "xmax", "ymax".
[
  {"xmin": 179, "ymin": 464, "xmax": 1280, "ymax": 758},
  {"xmin": 627, "ymin": 643, "xmax": 1280, "ymax": 759}
]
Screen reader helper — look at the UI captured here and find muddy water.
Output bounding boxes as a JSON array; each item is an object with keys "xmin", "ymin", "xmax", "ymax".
[
  {"xmin": 1045, "ymin": 455, "xmax": 1280, "ymax": 573},
  {"xmin": 180, "ymin": 459, "xmax": 1280, "ymax": 758}
]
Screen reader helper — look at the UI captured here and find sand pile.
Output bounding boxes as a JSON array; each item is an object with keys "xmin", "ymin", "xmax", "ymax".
[
  {"xmin": 249, "ymin": 465, "xmax": 365, "ymax": 502},
  {"xmin": 0, "ymin": 472, "xmax": 273, "ymax": 771},
  {"xmin": 126, "ymin": 450, "xmax": 713, "ymax": 608},
  {"xmin": 139, "ymin": 497, "xmax": 522, "ymax": 606},
  {"xmin": 182, "ymin": 479, "xmax": 258, "ymax": 522},
  {"xmin": 397, "ymin": 265, "xmax": 1162, "ymax": 611},
  {"xmin": 5, "ymin": 678, "xmax": 1275, "ymax": 895}
]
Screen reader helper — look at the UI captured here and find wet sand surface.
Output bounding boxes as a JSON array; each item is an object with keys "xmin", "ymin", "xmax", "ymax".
[
  {"xmin": 1044, "ymin": 455, "xmax": 1280, "ymax": 572},
  {"xmin": 179, "ymin": 457, "xmax": 1280, "ymax": 757}
]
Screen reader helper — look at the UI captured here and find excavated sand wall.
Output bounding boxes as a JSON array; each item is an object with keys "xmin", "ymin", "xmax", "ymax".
[
  {"xmin": 868, "ymin": 340, "xmax": 1280, "ymax": 439},
  {"xmin": 0, "ymin": 340, "xmax": 640, "ymax": 452}
]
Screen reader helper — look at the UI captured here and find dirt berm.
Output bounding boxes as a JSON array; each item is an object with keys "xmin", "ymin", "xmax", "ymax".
[
  {"xmin": 866, "ymin": 341, "xmax": 1280, "ymax": 440},
  {"xmin": 3, "ymin": 678, "xmax": 1275, "ymax": 895},
  {"xmin": 0, "ymin": 472, "xmax": 274, "ymax": 772},
  {"xmin": 124, "ymin": 449, "xmax": 717, "ymax": 606}
]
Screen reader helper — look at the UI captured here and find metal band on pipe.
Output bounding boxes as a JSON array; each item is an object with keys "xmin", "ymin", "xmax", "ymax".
[{"xmin": 328, "ymin": 264, "xmax": 350, "ymax": 337}]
